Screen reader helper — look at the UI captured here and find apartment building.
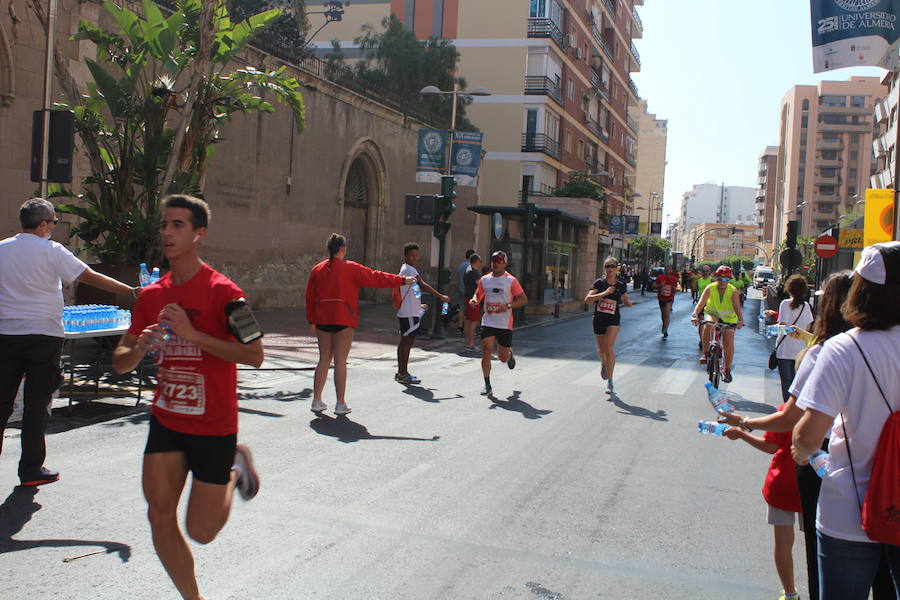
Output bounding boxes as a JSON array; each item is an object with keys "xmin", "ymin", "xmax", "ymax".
[
  {"xmin": 774, "ymin": 77, "xmax": 886, "ymax": 247},
  {"xmin": 756, "ymin": 146, "xmax": 778, "ymax": 257},
  {"xmin": 315, "ymin": 0, "xmax": 646, "ymax": 228},
  {"xmin": 688, "ymin": 223, "xmax": 758, "ymax": 265},
  {"xmin": 633, "ymin": 99, "xmax": 668, "ymax": 236},
  {"xmin": 676, "ymin": 183, "xmax": 756, "ymax": 256},
  {"xmin": 871, "ymin": 70, "xmax": 898, "ymax": 189}
]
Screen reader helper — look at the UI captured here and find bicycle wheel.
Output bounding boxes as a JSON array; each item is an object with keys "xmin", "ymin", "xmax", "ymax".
[{"xmin": 708, "ymin": 345, "xmax": 721, "ymax": 387}]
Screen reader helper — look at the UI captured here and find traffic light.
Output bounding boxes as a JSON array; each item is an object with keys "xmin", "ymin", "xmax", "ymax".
[
  {"xmin": 524, "ymin": 202, "xmax": 539, "ymax": 235},
  {"xmin": 439, "ymin": 175, "xmax": 457, "ymax": 218},
  {"xmin": 786, "ymin": 220, "xmax": 799, "ymax": 249}
]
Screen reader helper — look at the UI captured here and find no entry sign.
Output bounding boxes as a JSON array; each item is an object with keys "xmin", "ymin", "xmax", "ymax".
[{"xmin": 815, "ymin": 235, "xmax": 838, "ymax": 259}]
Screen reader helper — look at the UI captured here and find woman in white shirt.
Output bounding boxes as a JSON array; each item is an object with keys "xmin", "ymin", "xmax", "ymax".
[
  {"xmin": 793, "ymin": 242, "xmax": 900, "ymax": 600},
  {"xmin": 774, "ymin": 274, "xmax": 814, "ymax": 402}
]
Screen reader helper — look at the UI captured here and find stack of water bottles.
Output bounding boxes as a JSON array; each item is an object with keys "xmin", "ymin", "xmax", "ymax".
[
  {"xmin": 411, "ymin": 281, "xmax": 449, "ymax": 316},
  {"xmin": 765, "ymin": 324, "xmax": 796, "ymax": 339},
  {"xmin": 63, "ymin": 305, "xmax": 130, "ymax": 333}
]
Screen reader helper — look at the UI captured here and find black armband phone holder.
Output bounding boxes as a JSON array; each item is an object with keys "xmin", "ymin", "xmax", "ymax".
[{"xmin": 225, "ymin": 299, "xmax": 263, "ymax": 344}]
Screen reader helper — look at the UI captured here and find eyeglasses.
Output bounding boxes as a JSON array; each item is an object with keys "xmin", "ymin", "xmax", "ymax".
[
  {"xmin": 604, "ymin": 265, "xmax": 617, "ymax": 269},
  {"xmin": 45, "ymin": 218, "xmax": 59, "ymax": 224}
]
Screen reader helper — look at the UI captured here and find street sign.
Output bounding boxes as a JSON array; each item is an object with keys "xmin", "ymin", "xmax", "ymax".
[
  {"xmin": 815, "ymin": 235, "xmax": 838, "ymax": 259},
  {"xmin": 492, "ymin": 212, "xmax": 503, "ymax": 239},
  {"xmin": 780, "ymin": 248, "xmax": 803, "ymax": 270}
]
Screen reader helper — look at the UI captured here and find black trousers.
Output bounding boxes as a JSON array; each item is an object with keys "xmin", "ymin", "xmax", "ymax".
[{"xmin": 0, "ymin": 334, "xmax": 63, "ymax": 479}]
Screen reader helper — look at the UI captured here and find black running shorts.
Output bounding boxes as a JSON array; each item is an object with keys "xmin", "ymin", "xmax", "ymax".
[
  {"xmin": 658, "ymin": 298, "xmax": 674, "ymax": 309},
  {"xmin": 481, "ymin": 326, "xmax": 512, "ymax": 348},
  {"xmin": 144, "ymin": 416, "xmax": 237, "ymax": 485},
  {"xmin": 592, "ymin": 314, "xmax": 621, "ymax": 335}
]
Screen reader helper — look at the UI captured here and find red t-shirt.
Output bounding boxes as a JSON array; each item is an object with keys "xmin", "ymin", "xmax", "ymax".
[
  {"xmin": 656, "ymin": 273, "xmax": 678, "ymax": 301},
  {"xmin": 129, "ymin": 264, "xmax": 245, "ymax": 436},
  {"xmin": 762, "ymin": 403, "xmax": 802, "ymax": 512}
]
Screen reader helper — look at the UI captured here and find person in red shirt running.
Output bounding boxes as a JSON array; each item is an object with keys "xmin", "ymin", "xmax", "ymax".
[
  {"xmin": 113, "ymin": 195, "xmax": 264, "ymax": 600},
  {"xmin": 652, "ymin": 264, "xmax": 679, "ymax": 338},
  {"xmin": 469, "ymin": 251, "xmax": 528, "ymax": 397},
  {"xmin": 305, "ymin": 234, "xmax": 412, "ymax": 415},
  {"xmin": 724, "ymin": 403, "xmax": 802, "ymax": 600}
]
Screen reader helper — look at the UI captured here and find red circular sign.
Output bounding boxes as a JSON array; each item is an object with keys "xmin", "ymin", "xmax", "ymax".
[{"xmin": 815, "ymin": 235, "xmax": 839, "ymax": 259}]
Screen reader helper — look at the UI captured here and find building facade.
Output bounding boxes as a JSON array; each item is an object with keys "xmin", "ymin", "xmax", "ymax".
[
  {"xmin": 773, "ymin": 77, "xmax": 885, "ymax": 248},
  {"xmin": 871, "ymin": 70, "xmax": 898, "ymax": 189},
  {"xmin": 688, "ymin": 223, "xmax": 757, "ymax": 265},
  {"xmin": 676, "ymin": 183, "xmax": 756, "ymax": 256},
  {"xmin": 755, "ymin": 146, "xmax": 779, "ymax": 262},
  {"xmin": 633, "ymin": 98, "xmax": 667, "ymax": 236}
]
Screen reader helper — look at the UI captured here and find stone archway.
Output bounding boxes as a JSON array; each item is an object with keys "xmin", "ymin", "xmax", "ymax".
[
  {"xmin": 0, "ymin": 23, "xmax": 14, "ymax": 107},
  {"xmin": 337, "ymin": 138, "xmax": 389, "ymax": 269}
]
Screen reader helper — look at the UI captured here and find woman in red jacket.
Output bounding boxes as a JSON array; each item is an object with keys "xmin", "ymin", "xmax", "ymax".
[{"xmin": 305, "ymin": 234, "xmax": 412, "ymax": 416}]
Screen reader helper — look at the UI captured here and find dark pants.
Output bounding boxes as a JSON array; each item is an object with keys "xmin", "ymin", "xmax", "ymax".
[
  {"xmin": 0, "ymin": 334, "xmax": 63, "ymax": 479},
  {"xmin": 798, "ymin": 462, "xmax": 823, "ymax": 600},
  {"xmin": 776, "ymin": 357, "xmax": 796, "ymax": 403},
  {"xmin": 818, "ymin": 531, "xmax": 900, "ymax": 600}
]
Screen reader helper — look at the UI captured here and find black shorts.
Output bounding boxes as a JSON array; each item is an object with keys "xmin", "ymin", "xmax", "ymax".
[
  {"xmin": 481, "ymin": 326, "xmax": 512, "ymax": 348},
  {"xmin": 398, "ymin": 316, "xmax": 421, "ymax": 337},
  {"xmin": 593, "ymin": 314, "xmax": 621, "ymax": 335},
  {"xmin": 144, "ymin": 416, "xmax": 237, "ymax": 485},
  {"xmin": 658, "ymin": 298, "xmax": 674, "ymax": 309},
  {"xmin": 316, "ymin": 324, "xmax": 348, "ymax": 333}
]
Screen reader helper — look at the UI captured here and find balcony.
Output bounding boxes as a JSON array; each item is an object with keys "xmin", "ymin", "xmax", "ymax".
[
  {"xmin": 632, "ymin": 7, "xmax": 643, "ymax": 38},
  {"xmin": 625, "ymin": 153, "xmax": 637, "ymax": 168},
  {"xmin": 603, "ymin": 0, "xmax": 617, "ymax": 18},
  {"xmin": 521, "ymin": 133, "xmax": 560, "ymax": 160},
  {"xmin": 814, "ymin": 174, "xmax": 840, "ymax": 185},
  {"xmin": 628, "ymin": 77, "xmax": 639, "ymax": 98},
  {"xmin": 627, "ymin": 115, "xmax": 638, "ymax": 134},
  {"xmin": 817, "ymin": 139, "xmax": 843, "ymax": 150},
  {"xmin": 592, "ymin": 27, "xmax": 614, "ymax": 60},
  {"xmin": 630, "ymin": 42, "xmax": 641, "ymax": 69},
  {"xmin": 815, "ymin": 157, "xmax": 843, "ymax": 168},
  {"xmin": 818, "ymin": 105, "xmax": 871, "ymax": 115},
  {"xmin": 818, "ymin": 121, "xmax": 872, "ymax": 133},
  {"xmin": 527, "ymin": 18, "xmax": 564, "ymax": 49},
  {"xmin": 524, "ymin": 75, "xmax": 563, "ymax": 106}
]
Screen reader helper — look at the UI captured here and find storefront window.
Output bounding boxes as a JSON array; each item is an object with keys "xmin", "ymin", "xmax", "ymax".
[{"xmin": 544, "ymin": 240, "xmax": 574, "ymax": 304}]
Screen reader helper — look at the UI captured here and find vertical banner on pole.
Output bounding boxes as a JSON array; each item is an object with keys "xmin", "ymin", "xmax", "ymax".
[
  {"xmin": 810, "ymin": 0, "xmax": 900, "ymax": 73},
  {"xmin": 449, "ymin": 132, "xmax": 484, "ymax": 187},
  {"xmin": 624, "ymin": 216, "xmax": 640, "ymax": 236},
  {"xmin": 864, "ymin": 188, "xmax": 895, "ymax": 245},
  {"xmin": 416, "ymin": 129, "xmax": 448, "ymax": 183}
]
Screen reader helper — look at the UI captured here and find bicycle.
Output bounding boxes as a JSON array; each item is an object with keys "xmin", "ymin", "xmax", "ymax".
[{"xmin": 694, "ymin": 320, "xmax": 736, "ymax": 387}]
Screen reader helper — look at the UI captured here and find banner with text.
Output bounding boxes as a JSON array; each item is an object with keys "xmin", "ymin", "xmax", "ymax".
[
  {"xmin": 415, "ymin": 129, "xmax": 448, "ymax": 183},
  {"xmin": 609, "ymin": 214, "xmax": 624, "ymax": 233},
  {"xmin": 810, "ymin": 0, "xmax": 900, "ymax": 73},
  {"xmin": 624, "ymin": 215, "xmax": 640, "ymax": 236},
  {"xmin": 864, "ymin": 188, "xmax": 895, "ymax": 246},
  {"xmin": 416, "ymin": 130, "xmax": 484, "ymax": 186},
  {"xmin": 450, "ymin": 131, "xmax": 484, "ymax": 187}
]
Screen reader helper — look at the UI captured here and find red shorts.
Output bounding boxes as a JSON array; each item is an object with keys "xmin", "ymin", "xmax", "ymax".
[{"xmin": 465, "ymin": 303, "xmax": 480, "ymax": 322}]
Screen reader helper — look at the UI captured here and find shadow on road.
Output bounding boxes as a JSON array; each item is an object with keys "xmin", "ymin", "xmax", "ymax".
[
  {"xmin": 400, "ymin": 385, "xmax": 464, "ymax": 404},
  {"xmin": 309, "ymin": 415, "xmax": 440, "ymax": 443},
  {"xmin": 607, "ymin": 392, "xmax": 668, "ymax": 421},
  {"xmin": 0, "ymin": 487, "xmax": 131, "ymax": 561},
  {"xmin": 721, "ymin": 391, "xmax": 777, "ymax": 415},
  {"xmin": 237, "ymin": 388, "xmax": 312, "ymax": 403},
  {"xmin": 489, "ymin": 391, "xmax": 552, "ymax": 420}
]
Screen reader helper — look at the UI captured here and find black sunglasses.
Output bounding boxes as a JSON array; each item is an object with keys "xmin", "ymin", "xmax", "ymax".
[
  {"xmin": 45, "ymin": 218, "xmax": 60, "ymax": 224},
  {"xmin": 604, "ymin": 264, "xmax": 617, "ymax": 269}
]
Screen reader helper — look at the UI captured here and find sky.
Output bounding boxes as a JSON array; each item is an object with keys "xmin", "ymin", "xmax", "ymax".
[{"xmin": 631, "ymin": 0, "xmax": 885, "ymax": 230}]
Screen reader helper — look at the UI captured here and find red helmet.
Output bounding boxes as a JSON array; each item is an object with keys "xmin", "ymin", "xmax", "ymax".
[{"xmin": 715, "ymin": 265, "xmax": 733, "ymax": 279}]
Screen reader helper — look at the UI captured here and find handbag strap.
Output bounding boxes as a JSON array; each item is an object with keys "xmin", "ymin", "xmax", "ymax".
[
  {"xmin": 774, "ymin": 302, "xmax": 806, "ymax": 352},
  {"xmin": 847, "ymin": 334, "xmax": 893, "ymax": 414}
]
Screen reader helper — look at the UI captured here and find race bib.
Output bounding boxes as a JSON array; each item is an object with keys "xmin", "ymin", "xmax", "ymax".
[
  {"xmin": 486, "ymin": 302, "xmax": 505, "ymax": 314},
  {"xmin": 660, "ymin": 284, "xmax": 673, "ymax": 297},
  {"xmin": 157, "ymin": 368, "xmax": 206, "ymax": 415},
  {"xmin": 596, "ymin": 298, "xmax": 617, "ymax": 315}
]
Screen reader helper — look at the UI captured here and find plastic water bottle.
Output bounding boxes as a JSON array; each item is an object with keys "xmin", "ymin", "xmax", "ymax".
[
  {"xmin": 809, "ymin": 450, "xmax": 830, "ymax": 478},
  {"xmin": 149, "ymin": 267, "xmax": 160, "ymax": 285},
  {"xmin": 139, "ymin": 263, "xmax": 151, "ymax": 288},
  {"xmin": 704, "ymin": 381, "xmax": 735, "ymax": 414},
  {"xmin": 412, "ymin": 282, "xmax": 422, "ymax": 299},
  {"xmin": 146, "ymin": 323, "xmax": 172, "ymax": 359},
  {"xmin": 441, "ymin": 301, "xmax": 449, "ymax": 315},
  {"xmin": 758, "ymin": 313, "xmax": 766, "ymax": 336},
  {"xmin": 766, "ymin": 324, "xmax": 795, "ymax": 337},
  {"xmin": 698, "ymin": 420, "xmax": 728, "ymax": 436}
]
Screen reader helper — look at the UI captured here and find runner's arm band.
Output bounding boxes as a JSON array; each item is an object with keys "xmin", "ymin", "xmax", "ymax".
[{"xmin": 225, "ymin": 299, "xmax": 264, "ymax": 344}]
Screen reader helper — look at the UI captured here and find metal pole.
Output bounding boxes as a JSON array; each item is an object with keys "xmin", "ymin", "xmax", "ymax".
[
  {"xmin": 894, "ymin": 72, "xmax": 900, "ymax": 241},
  {"xmin": 432, "ymin": 81, "xmax": 459, "ymax": 339},
  {"xmin": 39, "ymin": 0, "xmax": 58, "ymax": 199}
]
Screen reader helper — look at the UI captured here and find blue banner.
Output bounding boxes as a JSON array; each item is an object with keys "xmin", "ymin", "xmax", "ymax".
[
  {"xmin": 810, "ymin": 0, "xmax": 900, "ymax": 72},
  {"xmin": 450, "ymin": 131, "xmax": 484, "ymax": 187},
  {"xmin": 609, "ymin": 214, "xmax": 624, "ymax": 233},
  {"xmin": 415, "ymin": 129, "xmax": 448, "ymax": 183},
  {"xmin": 624, "ymin": 215, "xmax": 640, "ymax": 236}
]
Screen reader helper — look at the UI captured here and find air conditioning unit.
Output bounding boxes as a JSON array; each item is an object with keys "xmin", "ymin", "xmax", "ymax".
[{"xmin": 566, "ymin": 33, "xmax": 576, "ymax": 47}]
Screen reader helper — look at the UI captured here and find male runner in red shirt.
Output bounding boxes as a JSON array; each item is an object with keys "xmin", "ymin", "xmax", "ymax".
[
  {"xmin": 113, "ymin": 195, "xmax": 264, "ymax": 600},
  {"xmin": 653, "ymin": 264, "xmax": 679, "ymax": 339}
]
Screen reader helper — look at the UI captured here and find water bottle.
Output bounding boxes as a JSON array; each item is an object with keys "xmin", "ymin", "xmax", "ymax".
[
  {"xmin": 697, "ymin": 420, "xmax": 728, "ymax": 436},
  {"xmin": 412, "ymin": 282, "xmax": 422, "ymax": 299},
  {"xmin": 766, "ymin": 324, "xmax": 795, "ymax": 337},
  {"xmin": 149, "ymin": 267, "xmax": 160, "ymax": 284},
  {"xmin": 146, "ymin": 323, "xmax": 172, "ymax": 359},
  {"xmin": 139, "ymin": 263, "xmax": 151, "ymax": 288},
  {"xmin": 809, "ymin": 450, "xmax": 830, "ymax": 478},
  {"xmin": 758, "ymin": 313, "xmax": 766, "ymax": 336},
  {"xmin": 441, "ymin": 301, "xmax": 449, "ymax": 315},
  {"xmin": 704, "ymin": 381, "xmax": 735, "ymax": 414}
]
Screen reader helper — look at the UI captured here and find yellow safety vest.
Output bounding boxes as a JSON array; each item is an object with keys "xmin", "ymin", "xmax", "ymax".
[
  {"xmin": 704, "ymin": 283, "xmax": 738, "ymax": 323},
  {"xmin": 697, "ymin": 276, "xmax": 713, "ymax": 290}
]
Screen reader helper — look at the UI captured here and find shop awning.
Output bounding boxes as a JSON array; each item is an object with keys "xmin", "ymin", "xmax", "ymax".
[{"xmin": 467, "ymin": 205, "xmax": 595, "ymax": 227}]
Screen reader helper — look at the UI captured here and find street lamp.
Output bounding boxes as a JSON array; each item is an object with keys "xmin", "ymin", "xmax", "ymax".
[{"xmin": 419, "ymin": 82, "xmax": 491, "ymax": 337}]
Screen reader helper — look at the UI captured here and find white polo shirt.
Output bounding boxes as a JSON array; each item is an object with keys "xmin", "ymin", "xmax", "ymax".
[
  {"xmin": 397, "ymin": 263, "xmax": 422, "ymax": 318},
  {"xmin": 0, "ymin": 233, "xmax": 87, "ymax": 337}
]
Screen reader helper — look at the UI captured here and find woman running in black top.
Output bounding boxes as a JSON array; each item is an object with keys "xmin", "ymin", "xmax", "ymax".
[{"xmin": 585, "ymin": 256, "xmax": 632, "ymax": 394}]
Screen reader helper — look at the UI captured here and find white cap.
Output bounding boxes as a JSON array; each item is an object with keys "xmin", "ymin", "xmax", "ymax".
[{"xmin": 853, "ymin": 241, "xmax": 900, "ymax": 285}]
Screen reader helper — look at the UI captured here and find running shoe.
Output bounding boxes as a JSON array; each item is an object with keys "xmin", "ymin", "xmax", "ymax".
[
  {"xmin": 699, "ymin": 357, "xmax": 707, "ymax": 364},
  {"xmin": 310, "ymin": 399, "xmax": 327, "ymax": 413},
  {"xmin": 723, "ymin": 370, "xmax": 733, "ymax": 383},
  {"xmin": 601, "ymin": 362, "xmax": 608, "ymax": 380},
  {"xmin": 464, "ymin": 344, "xmax": 478, "ymax": 351},
  {"xmin": 507, "ymin": 354, "xmax": 516, "ymax": 370},
  {"xmin": 777, "ymin": 593, "xmax": 800, "ymax": 600},
  {"xmin": 480, "ymin": 385, "xmax": 492, "ymax": 396},
  {"xmin": 20, "ymin": 467, "xmax": 59, "ymax": 487},
  {"xmin": 334, "ymin": 403, "xmax": 352, "ymax": 415},
  {"xmin": 606, "ymin": 379, "xmax": 614, "ymax": 394},
  {"xmin": 662, "ymin": 329, "xmax": 668, "ymax": 338},
  {"xmin": 233, "ymin": 445, "xmax": 260, "ymax": 501},
  {"xmin": 395, "ymin": 373, "xmax": 421, "ymax": 384}
]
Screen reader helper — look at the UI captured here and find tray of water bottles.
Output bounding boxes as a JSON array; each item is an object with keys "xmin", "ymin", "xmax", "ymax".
[{"xmin": 63, "ymin": 304, "xmax": 131, "ymax": 336}]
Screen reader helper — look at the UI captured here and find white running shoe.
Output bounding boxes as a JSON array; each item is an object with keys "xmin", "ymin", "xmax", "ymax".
[
  {"xmin": 334, "ymin": 403, "xmax": 352, "ymax": 415},
  {"xmin": 233, "ymin": 444, "xmax": 260, "ymax": 501},
  {"xmin": 310, "ymin": 399, "xmax": 327, "ymax": 413}
]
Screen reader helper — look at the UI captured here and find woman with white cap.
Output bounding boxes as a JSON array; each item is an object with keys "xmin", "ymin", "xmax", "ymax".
[{"xmin": 792, "ymin": 241, "xmax": 900, "ymax": 600}]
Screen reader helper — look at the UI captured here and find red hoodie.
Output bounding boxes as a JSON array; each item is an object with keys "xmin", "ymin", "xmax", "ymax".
[{"xmin": 305, "ymin": 258, "xmax": 404, "ymax": 328}]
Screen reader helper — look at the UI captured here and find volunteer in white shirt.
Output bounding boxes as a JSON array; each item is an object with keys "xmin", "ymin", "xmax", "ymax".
[
  {"xmin": 774, "ymin": 274, "xmax": 814, "ymax": 402},
  {"xmin": 793, "ymin": 242, "xmax": 900, "ymax": 600},
  {"xmin": 395, "ymin": 242, "xmax": 448, "ymax": 385},
  {"xmin": 0, "ymin": 198, "xmax": 138, "ymax": 487}
]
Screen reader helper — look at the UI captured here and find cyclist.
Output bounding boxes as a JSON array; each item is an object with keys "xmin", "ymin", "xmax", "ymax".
[
  {"xmin": 692, "ymin": 265, "xmax": 745, "ymax": 383},
  {"xmin": 732, "ymin": 269, "xmax": 750, "ymax": 305},
  {"xmin": 694, "ymin": 265, "xmax": 714, "ymax": 347}
]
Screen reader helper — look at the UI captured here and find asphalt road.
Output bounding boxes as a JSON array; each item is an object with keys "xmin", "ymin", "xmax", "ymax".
[{"xmin": 1, "ymin": 290, "xmax": 799, "ymax": 600}]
